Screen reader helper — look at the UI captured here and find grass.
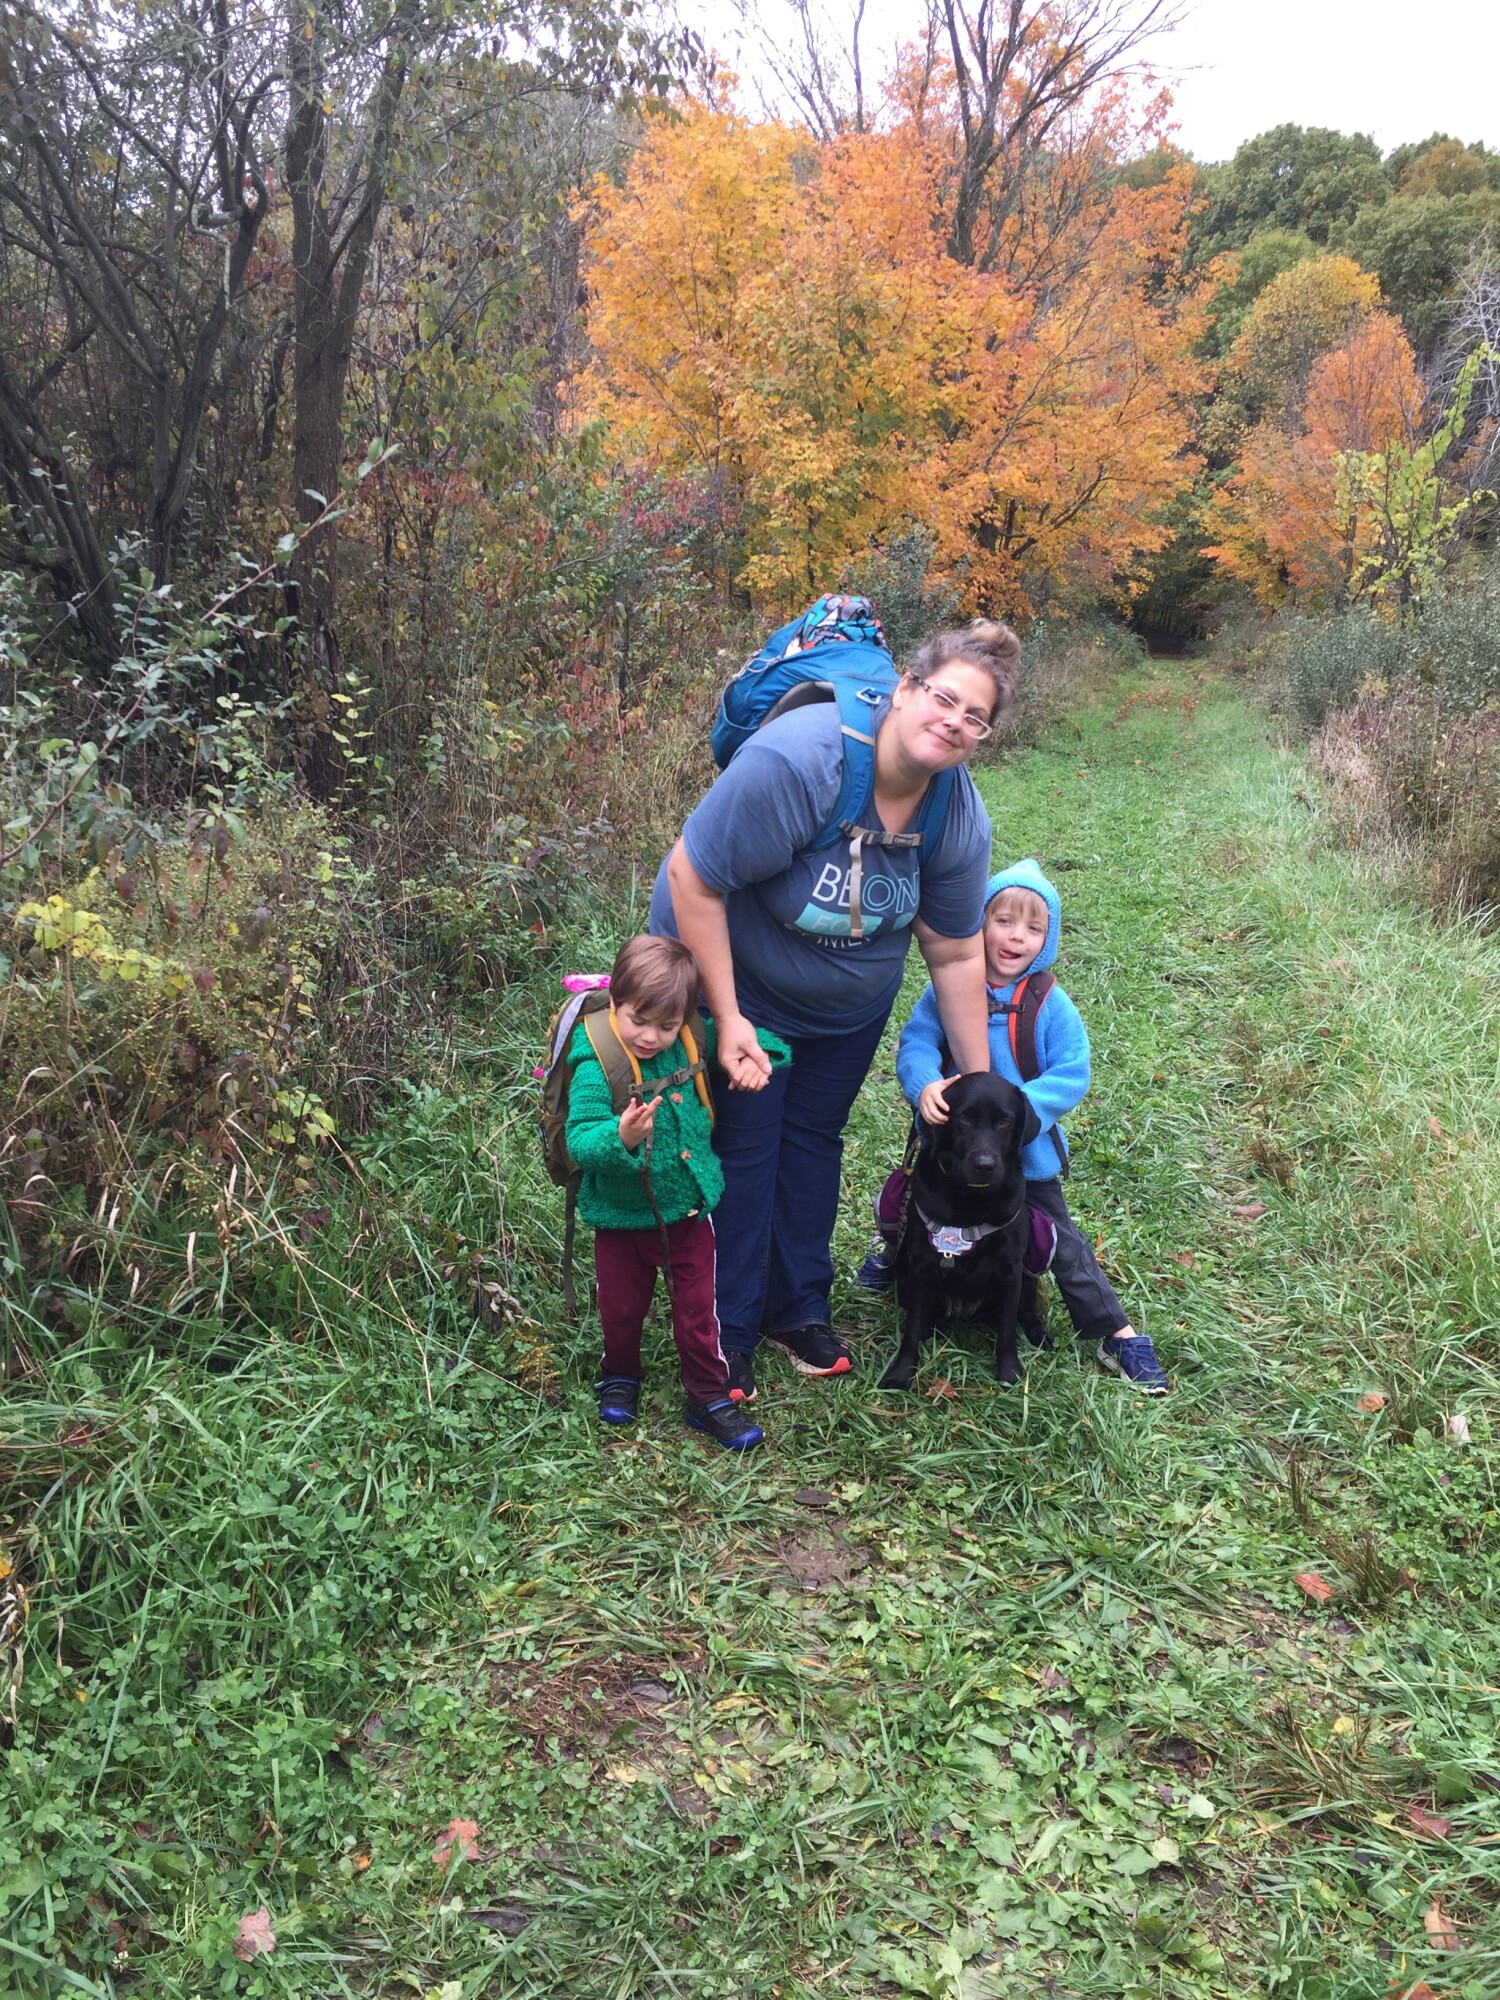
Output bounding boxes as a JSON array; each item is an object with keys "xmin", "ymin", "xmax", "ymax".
[{"xmin": 3, "ymin": 661, "xmax": 1500, "ymax": 1999}]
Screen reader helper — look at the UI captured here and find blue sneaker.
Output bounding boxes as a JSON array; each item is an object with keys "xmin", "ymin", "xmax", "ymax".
[
  {"xmin": 855, "ymin": 1236, "xmax": 896, "ymax": 1291},
  {"xmin": 1097, "ymin": 1334, "xmax": 1169, "ymax": 1396},
  {"xmin": 685, "ymin": 1396, "xmax": 764, "ymax": 1450},
  {"xmin": 596, "ymin": 1376, "xmax": 640, "ymax": 1424}
]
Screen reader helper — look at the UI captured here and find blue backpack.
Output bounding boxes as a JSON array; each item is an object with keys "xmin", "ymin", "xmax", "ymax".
[{"xmin": 711, "ymin": 594, "xmax": 954, "ymax": 939}]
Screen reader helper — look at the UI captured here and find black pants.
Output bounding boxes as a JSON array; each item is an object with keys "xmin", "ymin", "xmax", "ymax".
[{"xmin": 1025, "ymin": 1177, "xmax": 1128, "ymax": 1341}]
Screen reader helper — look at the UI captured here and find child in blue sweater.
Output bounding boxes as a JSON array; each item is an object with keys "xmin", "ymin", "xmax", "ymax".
[{"xmin": 861, "ymin": 859, "xmax": 1168, "ymax": 1394}]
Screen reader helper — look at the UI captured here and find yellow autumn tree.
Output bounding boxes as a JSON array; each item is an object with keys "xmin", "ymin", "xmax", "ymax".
[
  {"xmin": 1221, "ymin": 254, "xmax": 1382, "ymax": 433},
  {"xmin": 579, "ymin": 94, "xmax": 1211, "ymax": 614}
]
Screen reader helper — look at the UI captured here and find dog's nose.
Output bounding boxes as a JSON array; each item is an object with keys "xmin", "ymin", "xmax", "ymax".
[{"xmin": 972, "ymin": 1151, "xmax": 996, "ymax": 1172}]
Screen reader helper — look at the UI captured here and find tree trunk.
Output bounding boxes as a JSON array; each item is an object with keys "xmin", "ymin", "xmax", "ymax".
[
  {"xmin": 0, "ymin": 353, "xmax": 117, "ymax": 654},
  {"xmin": 284, "ymin": 0, "xmax": 415, "ymax": 798}
]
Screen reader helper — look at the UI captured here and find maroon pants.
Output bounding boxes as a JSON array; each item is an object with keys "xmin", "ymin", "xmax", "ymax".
[{"xmin": 594, "ymin": 1215, "xmax": 728, "ymax": 1403}]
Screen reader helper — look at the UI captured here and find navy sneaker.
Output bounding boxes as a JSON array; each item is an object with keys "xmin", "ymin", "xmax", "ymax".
[
  {"xmin": 763, "ymin": 1323, "xmax": 852, "ymax": 1376},
  {"xmin": 1097, "ymin": 1334, "xmax": 1169, "ymax": 1395},
  {"xmin": 854, "ymin": 1236, "xmax": 896, "ymax": 1291},
  {"xmin": 724, "ymin": 1349, "xmax": 757, "ymax": 1403},
  {"xmin": 596, "ymin": 1376, "xmax": 640, "ymax": 1424},
  {"xmin": 685, "ymin": 1396, "xmax": 764, "ymax": 1450}
]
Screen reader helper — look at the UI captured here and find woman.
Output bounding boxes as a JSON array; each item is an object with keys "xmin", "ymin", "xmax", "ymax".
[{"xmin": 649, "ymin": 620, "xmax": 1019, "ymax": 1401}]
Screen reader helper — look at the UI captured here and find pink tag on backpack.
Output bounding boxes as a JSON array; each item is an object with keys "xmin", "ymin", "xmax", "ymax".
[{"xmin": 562, "ymin": 973, "xmax": 610, "ymax": 993}]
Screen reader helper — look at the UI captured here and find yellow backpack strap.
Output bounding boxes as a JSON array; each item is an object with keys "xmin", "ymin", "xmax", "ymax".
[
  {"xmin": 677, "ymin": 1021, "xmax": 716, "ymax": 1128},
  {"xmin": 584, "ymin": 1006, "xmax": 642, "ymax": 1112}
]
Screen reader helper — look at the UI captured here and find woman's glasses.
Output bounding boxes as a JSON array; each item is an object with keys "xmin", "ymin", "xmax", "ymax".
[{"xmin": 906, "ymin": 673, "xmax": 995, "ymax": 741}]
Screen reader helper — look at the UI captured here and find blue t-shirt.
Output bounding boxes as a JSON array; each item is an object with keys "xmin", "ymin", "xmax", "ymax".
[{"xmin": 649, "ymin": 704, "xmax": 991, "ymax": 1038}]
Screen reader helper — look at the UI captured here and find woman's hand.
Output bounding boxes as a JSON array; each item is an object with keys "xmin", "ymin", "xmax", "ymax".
[
  {"xmin": 619, "ymin": 1095, "xmax": 662, "ymax": 1149},
  {"xmin": 918, "ymin": 1076, "xmax": 958, "ymax": 1127},
  {"xmin": 716, "ymin": 1013, "xmax": 772, "ymax": 1092}
]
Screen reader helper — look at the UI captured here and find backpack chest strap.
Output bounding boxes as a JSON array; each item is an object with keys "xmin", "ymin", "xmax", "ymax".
[{"xmin": 837, "ymin": 818, "xmax": 924, "ymax": 941}]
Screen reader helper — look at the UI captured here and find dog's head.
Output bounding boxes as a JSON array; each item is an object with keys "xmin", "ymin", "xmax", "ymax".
[{"xmin": 922, "ymin": 1072, "xmax": 1039, "ymax": 1189}]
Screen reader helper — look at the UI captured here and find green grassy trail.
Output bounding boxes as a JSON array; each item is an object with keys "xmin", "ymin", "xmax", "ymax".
[{"xmin": 5, "ymin": 668, "xmax": 1500, "ymax": 2000}]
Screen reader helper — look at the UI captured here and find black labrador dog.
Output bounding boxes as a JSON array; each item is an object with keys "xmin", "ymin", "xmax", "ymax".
[{"xmin": 879, "ymin": 1072, "xmax": 1039, "ymax": 1391}]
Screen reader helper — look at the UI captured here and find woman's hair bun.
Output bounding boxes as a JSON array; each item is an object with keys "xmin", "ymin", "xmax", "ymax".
[{"xmin": 909, "ymin": 618, "xmax": 1021, "ymax": 726}]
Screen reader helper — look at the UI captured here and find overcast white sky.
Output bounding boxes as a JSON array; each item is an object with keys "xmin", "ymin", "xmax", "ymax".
[{"xmin": 697, "ymin": 0, "xmax": 1500, "ymax": 163}]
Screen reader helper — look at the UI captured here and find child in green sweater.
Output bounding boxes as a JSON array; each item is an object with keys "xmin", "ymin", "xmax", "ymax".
[{"xmin": 566, "ymin": 935, "xmax": 786, "ymax": 1450}]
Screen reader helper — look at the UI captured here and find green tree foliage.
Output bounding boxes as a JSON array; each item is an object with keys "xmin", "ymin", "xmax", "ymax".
[
  {"xmin": 1193, "ymin": 124, "xmax": 1391, "ymax": 258},
  {"xmin": 1336, "ymin": 190, "xmax": 1500, "ymax": 359},
  {"xmin": 1202, "ymin": 229, "xmax": 1320, "ymax": 356}
]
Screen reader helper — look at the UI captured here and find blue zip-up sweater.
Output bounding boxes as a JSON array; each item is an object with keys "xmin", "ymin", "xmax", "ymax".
[{"xmin": 895, "ymin": 858, "xmax": 1088, "ymax": 1183}]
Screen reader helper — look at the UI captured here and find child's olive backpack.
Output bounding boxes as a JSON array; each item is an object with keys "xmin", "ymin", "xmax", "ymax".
[
  {"xmin": 537, "ymin": 977, "xmax": 713, "ymax": 1310},
  {"xmin": 712, "ymin": 593, "xmax": 955, "ymax": 938}
]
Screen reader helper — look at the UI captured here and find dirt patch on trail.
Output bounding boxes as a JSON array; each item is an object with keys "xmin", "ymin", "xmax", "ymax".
[
  {"xmin": 773, "ymin": 1529, "xmax": 868, "ymax": 1592},
  {"xmin": 483, "ymin": 1654, "xmax": 695, "ymax": 1759}
]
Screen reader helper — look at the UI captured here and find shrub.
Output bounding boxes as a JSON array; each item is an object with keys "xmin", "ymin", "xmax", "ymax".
[
  {"xmin": 841, "ymin": 524, "xmax": 963, "ymax": 664},
  {"xmin": 1275, "ymin": 607, "xmax": 1412, "ymax": 727},
  {"xmin": 1315, "ymin": 686, "xmax": 1500, "ymax": 909},
  {"xmin": 3, "ymin": 795, "xmax": 356, "ymax": 1224},
  {"xmin": 1010, "ymin": 616, "xmax": 1148, "ymax": 742},
  {"xmin": 1417, "ymin": 561, "xmax": 1500, "ymax": 715}
]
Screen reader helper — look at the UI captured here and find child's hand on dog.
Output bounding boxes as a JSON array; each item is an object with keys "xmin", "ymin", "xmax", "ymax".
[
  {"xmin": 918, "ymin": 1077, "xmax": 959, "ymax": 1126},
  {"xmin": 619, "ymin": 1095, "xmax": 662, "ymax": 1148}
]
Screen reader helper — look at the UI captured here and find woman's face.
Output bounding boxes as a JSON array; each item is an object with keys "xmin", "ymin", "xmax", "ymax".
[{"xmin": 888, "ymin": 662, "xmax": 997, "ymax": 773}]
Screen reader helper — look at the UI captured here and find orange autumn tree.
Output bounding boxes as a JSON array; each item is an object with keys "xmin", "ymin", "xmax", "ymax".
[
  {"xmin": 580, "ymin": 91, "xmax": 1209, "ymax": 614},
  {"xmin": 1209, "ymin": 312, "xmax": 1428, "ymax": 604}
]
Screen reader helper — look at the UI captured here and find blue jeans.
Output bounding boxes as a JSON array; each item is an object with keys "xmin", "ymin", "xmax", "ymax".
[{"xmin": 711, "ymin": 1011, "xmax": 890, "ymax": 1353}]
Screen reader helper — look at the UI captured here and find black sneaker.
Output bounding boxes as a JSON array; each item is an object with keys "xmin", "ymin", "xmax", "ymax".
[
  {"xmin": 685, "ymin": 1396, "xmax": 764, "ymax": 1450},
  {"xmin": 595, "ymin": 1376, "xmax": 640, "ymax": 1424},
  {"xmin": 724, "ymin": 1349, "xmax": 757, "ymax": 1403},
  {"xmin": 763, "ymin": 1323, "xmax": 852, "ymax": 1376}
]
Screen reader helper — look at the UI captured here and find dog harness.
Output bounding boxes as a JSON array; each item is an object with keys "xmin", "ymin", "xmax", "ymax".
[{"xmin": 912, "ymin": 1193, "xmax": 1023, "ymax": 1268}]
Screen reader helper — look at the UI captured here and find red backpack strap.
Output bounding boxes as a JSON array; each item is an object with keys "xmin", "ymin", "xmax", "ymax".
[{"xmin": 1006, "ymin": 970, "xmax": 1055, "ymax": 1083}]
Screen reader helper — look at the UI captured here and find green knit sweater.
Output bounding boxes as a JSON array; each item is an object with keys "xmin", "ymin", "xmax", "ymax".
[{"xmin": 565, "ymin": 1018, "xmax": 789, "ymax": 1231}]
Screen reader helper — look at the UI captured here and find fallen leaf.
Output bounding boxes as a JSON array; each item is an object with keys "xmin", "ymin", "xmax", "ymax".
[
  {"xmin": 1294, "ymin": 1571, "xmax": 1334, "ymax": 1605},
  {"xmin": 233, "ymin": 1907, "xmax": 277, "ymax": 1961},
  {"xmin": 1393, "ymin": 1983, "xmax": 1440, "ymax": 2000},
  {"xmin": 1038, "ymin": 1665, "xmax": 1069, "ymax": 1692},
  {"xmin": 792, "ymin": 1487, "xmax": 836, "ymax": 1509},
  {"xmin": 1173, "ymin": 1250, "xmax": 1195, "ymax": 1267},
  {"xmin": 432, "ymin": 1817, "xmax": 481, "ymax": 1870},
  {"xmin": 1424, "ymin": 1897, "xmax": 1461, "ymax": 1950},
  {"xmin": 465, "ymin": 1906, "xmax": 531, "ymax": 1937},
  {"xmin": 1231, "ymin": 1201, "xmax": 1268, "ymax": 1220},
  {"xmin": 926, "ymin": 1377, "xmax": 958, "ymax": 1401},
  {"xmin": 1356, "ymin": 1391, "xmax": 1387, "ymax": 1414},
  {"xmin": 606, "ymin": 1761, "xmax": 645, "ymax": 1784},
  {"xmin": 1446, "ymin": 1414, "xmax": 1471, "ymax": 1444},
  {"xmin": 628, "ymin": 1679, "xmax": 674, "ymax": 1704},
  {"xmin": 1407, "ymin": 1806, "xmax": 1454, "ymax": 1839},
  {"xmin": 1428, "ymin": 1116, "xmax": 1444, "ymax": 1138}
]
